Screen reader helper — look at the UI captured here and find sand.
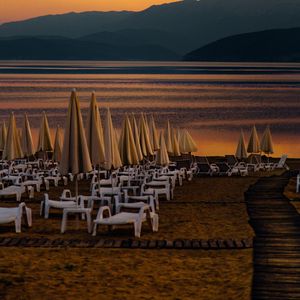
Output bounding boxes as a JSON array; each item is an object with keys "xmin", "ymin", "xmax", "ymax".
[
  {"xmin": 0, "ymin": 248, "xmax": 252, "ymax": 300},
  {"xmin": 0, "ymin": 169, "xmax": 287, "ymax": 299},
  {"xmin": 0, "ymin": 175, "xmax": 260, "ymax": 240}
]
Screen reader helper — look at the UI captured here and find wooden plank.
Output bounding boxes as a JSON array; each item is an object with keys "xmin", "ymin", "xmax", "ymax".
[{"xmin": 246, "ymin": 172, "xmax": 300, "ymax": 300}]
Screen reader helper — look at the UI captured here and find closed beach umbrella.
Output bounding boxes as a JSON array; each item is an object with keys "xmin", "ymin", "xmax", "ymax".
[
  {"xmin": 22, "ymin": 113, "xmax": 35, "ymax": 157},
  {"xmin": 260, "ymin": 125, "xmax": 274, "ymax": 155},
  {"xmin": 149, "ymin": 115, "xmax": 160, "ymax": 151},
  {"xmin": 53, "ymin": 125, "xmax": 63, "ymax": 163},
  {"xmin": 104, "ymin": 108, "xmax": 122, "ymax": 170},
  {"xmin": 177, "ymin": 128, "xmax": 184, "ymax": 153},
  {"xmin": 164, "ymin": 120, "xmax": 173, "ymax": 154},
  {"xmin": 180, "ymin": 129, "xmax": 198, "ymax": 153},
  {"xmin": 2, "ymin": 112, "xmax": 23, "ymax": 160},
  {"xmin": 37, "ymin": 111, "xmax": 53, "ymax": 152},
  {"xmin": 18, "ymin": 129, "xmax": 22, "ymax": 144},
  {"xmin": 139, "ymin": 113, "xmax": 153, "ymax": 157},
  {"xmin": 144, "ymin": 114, "xmax": 151, "ymax": 136},
  {"xmin": 130, "ymin": 114, "xmax": 143, "ymax": 162},
  {"xmin": 0, "ymin": 122, "xmax": 7, "ymax": 150},
  {"xmin": 60, "ymin": 89, "xmax": 92, "ymax": 176},
  {"xmin": 247, "ymin": 125, "xmax": 260, "ymax": 154},
  {"xmin": 235, "ymin": 130, "xmax": 247, "ymax": 160},
  {"xmin": 86, "ymin": 91, "xmax": 106, "ymax": 166},
  {"xmin": 156, "ymin": 131, "xmax": 170, "ymax": 166},
  {"xmin": 119, "ymin": 114, "xmax": 139, "ymax": 165},
  {"xmin": 171, "ymin": 127, "xmax": 181, "ymax": 156}
]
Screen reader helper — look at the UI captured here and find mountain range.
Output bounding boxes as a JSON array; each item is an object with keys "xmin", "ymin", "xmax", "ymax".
[
  {"xmin": 0, "ymin": 0, "xmax": 300, "ymax": 60},
  {"xmin": 184, "ymin": 27, "xmax": 300, "ymax": 62},
  {"xmin": 0, "ymin": 34, "xmax": 179, "ymax": 61}
]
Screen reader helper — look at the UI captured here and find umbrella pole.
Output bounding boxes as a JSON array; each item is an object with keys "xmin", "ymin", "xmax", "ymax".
[
  {"xmin": 75, "ymin": 175, "xmax": 79, "ymax": 202},
  {"xmin": 74, "ymin": 174, "xmax": 80, "ymax": 229},
  {"xmin": 98, "ymin": 164, "xmax": 101, "ymax": 198}
]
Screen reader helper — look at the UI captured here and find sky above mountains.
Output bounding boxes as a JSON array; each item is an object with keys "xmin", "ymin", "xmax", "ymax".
[{"xmin": 0, "ymin": 0, "xmax": 177, "ymax": 23}]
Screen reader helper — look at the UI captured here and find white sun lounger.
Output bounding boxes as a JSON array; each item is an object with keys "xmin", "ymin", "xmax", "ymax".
[
  {"xmin": 41, "ymin": 193, "xmax": 78, "ymax": 218},
  {"xmin": 92, "ymin": 204, "xmax": 155, "ymax": 238},
  {"xmin": 272, "ymin": 154, "xmax": 289, "ymax": 170},
  {"xmin": 0, "ymin": 203, "xmax": 32, "ymax": 233},
  {"xmin": 0, "ymin": 183, "xmax": 27, "ymax": 202}
]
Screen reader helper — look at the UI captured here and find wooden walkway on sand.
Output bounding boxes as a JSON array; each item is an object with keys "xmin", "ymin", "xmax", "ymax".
[{"xmin": 245, "ymin": 171, "xmax": 300, "ymax": 300}]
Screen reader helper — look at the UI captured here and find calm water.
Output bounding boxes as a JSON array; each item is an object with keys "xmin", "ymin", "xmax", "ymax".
[{"xmin": 0, "ymin": 60, "xmax": 300, "ymax": 157}]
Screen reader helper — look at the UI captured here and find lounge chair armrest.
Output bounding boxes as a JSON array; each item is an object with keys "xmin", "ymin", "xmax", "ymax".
[
  {"xmin": 95, "ymin": 206, "xmax": 111, "ymax": 220},
  {"xmin": 138, "ymin": 204, "xmax": 150, "ymax": 220}
]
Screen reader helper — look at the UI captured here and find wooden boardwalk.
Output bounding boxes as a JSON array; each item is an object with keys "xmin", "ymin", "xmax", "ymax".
[{"xmin": 245, "ymin": 171, "xmax": 300, "ymax": 300}]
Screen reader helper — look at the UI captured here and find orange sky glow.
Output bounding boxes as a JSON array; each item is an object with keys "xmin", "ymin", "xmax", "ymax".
[{"xmin": 0, "ymin": 0, "xmax": 178, "ymax": 23}]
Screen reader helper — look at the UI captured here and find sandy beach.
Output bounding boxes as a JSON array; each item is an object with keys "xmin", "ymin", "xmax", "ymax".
[{"xmin": 0, "ymin": 166, "xmax": 294, "ymax": 300}]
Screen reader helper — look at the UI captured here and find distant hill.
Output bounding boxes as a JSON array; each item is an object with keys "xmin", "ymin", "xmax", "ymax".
[
  {"xmin": 1, "ymin": 0, "xmax": 300, "ymax": 54},
  {"xmin": 0, "ymin": 11, "xmax": 132, "ymax": 38},
  {"xmin": 183, "ymin": 27, "xmax": 300, "ymax": 62},
  {"xmin": 80, "ymin": 28, "xmax": 179, "ymax": 50},
  {"xmin": 0, "ymin": 36, "xmax": 179, "ymax": 60}
]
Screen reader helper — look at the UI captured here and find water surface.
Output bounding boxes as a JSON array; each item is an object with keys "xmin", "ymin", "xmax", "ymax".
[{"xmin": 0, "ymin": 60, "xmax": 299, "ymax": 157}]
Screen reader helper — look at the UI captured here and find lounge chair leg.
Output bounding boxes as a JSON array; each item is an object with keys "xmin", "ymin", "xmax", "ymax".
[
  {"xmin": 44, "ymin": 205, "xmax": 49, "ymax": 219},
  {"xmin": 92, "ymin": 223, "xmax": 98, "ymax": 236},
  {"xmin": 86, "ymin": 212, "xmax": 92, "ymax": 233},
  {"xmin": 25, "ymin": 207, "xmax": 32, "ymax": 227},
  {"xmin": 61, "ymin": 212, "xmax": 67, "ymax": 233},
  {"xmin": 15, "ymin": 217, "xmax": 21, "ymax": 233},
  {"xmin": 134, "ymin": 221, "xmax": 142, "ymax": 238}
]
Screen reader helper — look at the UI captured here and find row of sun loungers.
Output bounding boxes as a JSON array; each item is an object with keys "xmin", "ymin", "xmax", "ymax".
[
  {"xmin": 194, "ymin": 154, "xmax": 289, "ymax": 177},
  {"xmin": 41, "ymin": 165, "xmax": 191, "ymax": 237},
  {"xmin": 0, "ymin": 158, "xmax": 194, "ymax": 235},
  {"xmin": 0, "ymin": 153, "xmax": 292, "ymax": 235}
]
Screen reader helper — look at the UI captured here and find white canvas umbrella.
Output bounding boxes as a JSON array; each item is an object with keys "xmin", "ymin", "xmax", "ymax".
[
  {"xmin": 60, "ymin": 89, "xmax": 92, "ymax": 198},
  {"xmin": 165, "ymin": 120, "xmax": 173, "ymax": 155},
  {"xmin": 149, "ymin": 114, "xmax": 160, "ymax": 151},
  {"xmin": 37, "ymin": 111, "xmax": 53, "ymax": 153},
  {"xmin": 247, "ymin": 125, "xmax": 260, "ymax": 154},
  {"xmin": 139, "ymin": 113, "xmax": 153, "ymax": 157},
  {"xmin": 260, "ymin": 125, "xmax": 274, "ymax": 160},
  {"xmin": 86, "ymin": 91, "xmax": 106, "ymax": 167},
  {"xmin": 22, "ymin": 113, "xmax": 35, "ymax": 157},
  {"xmin": 171, "ymin": 127, "xmax": 181, "ymax": 156},
  {"xmin": 180, "ymin": 129, "xmax": 198, "ymax": 153},
  {"xmin": 119, "ymin": 114, "xmax": 139, "ymax": 165},
  {"xmin": 103, "ymin": 108, "xmax": 122, "ymax": 170},
  {"xmin": 177, "ymin": 128, "xmax": 184, "ymax": 153},
  {"xmin": 156, "ymin": 131, "xmax": 170, "ymax": 166},
  {"xmin": 0, "ymin": 122, "xmax": 7, "ymax": 150},
  {"xmin": 130, "ymin": 114, "xmax": 143, "ymax": 162},
  {"xmin": 2, "ymin": 112, "xmax": 23, "ymax": 160},
  {"xmin": 260, "ymin": 125, "xmax": 274, "ymax": 155},
  {"xmin": 53, "ymin": 125, "xmax": 63, "ymax": 163},
  {"xmin": 235, "ymin": 129, "xmax": 247, "ymax": 160},
  {"xmin": 247, "ymin": 125, "xmax": 261, "ymax": 163}
]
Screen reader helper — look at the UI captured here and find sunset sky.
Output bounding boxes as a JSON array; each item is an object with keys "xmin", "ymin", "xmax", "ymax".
[{"xmin": 0, "ymin": 0, "xmax": 177, "ymax": 23}]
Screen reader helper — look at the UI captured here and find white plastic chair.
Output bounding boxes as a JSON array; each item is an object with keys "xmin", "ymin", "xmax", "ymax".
[
  {"xmin": 41, "ymin": 193, "xmax": 78, "ymax": 219},
  {"xmin": 0, "ymin": 203, "xmax": 32, "ymax": 233},
  {"xmin": 92, "ymin": 204, "xmax": 156, "ymax": 238},
  {"xmin": 142, "ymin": 180, "xmax": 171, "ymax": 201},
  {"xmin": 272, "ymin": 154, "xmax": 289, "ymax": 170},
  {"xmin": 0, "ymin": 182, "xmax": 27, "ymax": 202}
]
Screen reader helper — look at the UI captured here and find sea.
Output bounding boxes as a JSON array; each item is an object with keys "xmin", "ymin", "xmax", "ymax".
[{"xmin": 0, "ymin": 60, "xmax": 299, "ymax": 157}]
